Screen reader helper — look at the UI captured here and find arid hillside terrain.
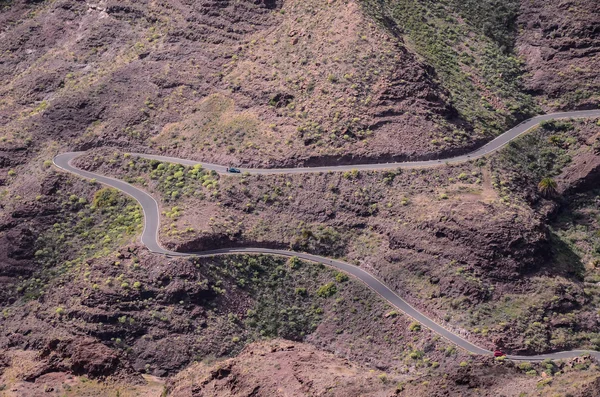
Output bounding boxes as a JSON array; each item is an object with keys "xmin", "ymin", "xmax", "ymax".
[
  {"xmin": 74, "ymin": 117, "xmax": 600, "ymax": 356},
  {"xmin": 1, "ymin": 0, "xmax": 600, "ymax": 395},
  {"xmin": 1, "ymin": 0, "xmax": 597, "ymax": 169}
]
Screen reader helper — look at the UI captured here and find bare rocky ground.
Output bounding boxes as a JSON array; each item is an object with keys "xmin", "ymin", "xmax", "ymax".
[
  {"xmin": 1, "ymin": 0, "xmax": 600, "ymax": 395},
  {"xmin": 1, "ymin": 120, "xmax": 599, "ymax": 395},
  {"xmin": 517, "ymin": 0, "xmax": 600, "ymax": 111},
  {"xmin": 0, "ymin": 0, "xmax": 476, "ymax": 169},
  {"xmin": 167, "ymin": 340, "xmax": 600, "ymax": 397},
  {"xmin": 165, "ymin": 339, "xmax": 587, "ymax": 397}
]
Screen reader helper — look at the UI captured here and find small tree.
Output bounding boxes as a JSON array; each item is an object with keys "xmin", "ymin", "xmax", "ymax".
[{"xmin": 538, "ymin": 177, "xmax": 558, "ymax": 198}]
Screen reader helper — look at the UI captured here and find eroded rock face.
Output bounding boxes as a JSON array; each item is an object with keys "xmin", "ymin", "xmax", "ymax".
[
  {"xmin": 0, "ymin": 0, "xmax": 284, "ymax": 165},
  {"xmin": 0, "ymin": 174, "xmax": 68, "ymax": 301},
  {"xmin": 1, "ymin": 0, "xmax": 600, "ymax": 390},
  {"xmin": 36, "ymin": 338, "xmax": 130, "ymax": 379},
  {"xmin": 166, "ymin": 339, "xmax": 397, "ymax": 397},
  {"xmin": 167, "ymin": 339, "xmax": 600, "ymax": 397},
  {"xmin": 389, "ymin": 203, "xmax": 548, "ymax": 281},
  {"xmin": 557, "ymin": 150, "xmax": 600, "ymax": 194},
  {"xmin": 517, "ymin": 0, "xmax": 600, "ymax": 110}
]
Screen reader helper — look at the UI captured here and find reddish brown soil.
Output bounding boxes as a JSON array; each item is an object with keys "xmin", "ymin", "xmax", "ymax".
[
  {"xmin": 167, "ymin": 339, "xmax": 600, "ymax": 397},
  {"xmin": 517, "ymin": 0, "xmax": 600, "ymax": 110},
  {"xmin": 1, "ymin": 0, "xmax": 600, "ymax": 394}
]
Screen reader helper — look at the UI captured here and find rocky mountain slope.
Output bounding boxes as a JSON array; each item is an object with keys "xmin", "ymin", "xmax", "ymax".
[
  {"xmin": 2, "ymin": 0, "xmax": 597, "ymax": 169},
  {"xmin": 166, "ymin": 339, "xmax": 600, "ymax": 397},
  {"xmin": 0, "ymin": 0, "xmax": 599, "ymax": 395},
  {"xmin": 518, "ymin": 0, "xmax": 600, "ymax": 110},
  {"xmin": 73, "ymin": 117, "xmax": 600, "ymax": 356}
]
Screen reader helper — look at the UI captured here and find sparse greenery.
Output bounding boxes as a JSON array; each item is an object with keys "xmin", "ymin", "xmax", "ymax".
[
  {"xmin": 362, "ymin": 0, "xmax": 537, "ymax": 142},
  {"xmin": 518, "ymin": 362, "xmax": 533, "ymax": 371},
  {"xmin": 197, "ymin": 255, "xmax": 350, "ymax": 343},
  {"xmin": 292, "ymin": 224, "xmax": 347, "ymax": 257},
  {"xmin": 449, "ymin": 0, "xmax": 520, "ymax": 50},
  {"xmin": 493, "ymin": 125, "xmax": 575, "ymax": 195},
  {"xmin": 538, "ymin": 177, "xmax": 558, "ymax": 198},
  {"xmin": 25, "ymin": 188, "xmax": 142, "ymax": 301}
]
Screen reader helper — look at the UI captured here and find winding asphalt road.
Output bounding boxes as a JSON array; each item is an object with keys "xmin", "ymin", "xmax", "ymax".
[
  {"xmin": 53, "ymin": 110, "xmax": 600, "ymax": 362},
  {"xmin": 132, "ymin": 109, "xmax": 600, "ymax": 175}
]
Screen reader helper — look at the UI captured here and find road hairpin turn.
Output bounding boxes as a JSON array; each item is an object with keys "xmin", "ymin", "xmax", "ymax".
[{"xmin": 54, "ymin": 110, "xmax": 600, "ymax": 362}]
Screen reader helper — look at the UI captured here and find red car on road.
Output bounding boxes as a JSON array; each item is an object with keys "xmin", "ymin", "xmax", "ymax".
[{"xmin": 494, "ymin": 350, "xmax": 505, "ymax": 357}]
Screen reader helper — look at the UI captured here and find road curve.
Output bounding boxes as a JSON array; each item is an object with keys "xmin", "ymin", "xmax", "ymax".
[
  {"xmin": 53, "ymin": 110, "xmax": 600, "ymax": 362},
  {"xmin": 131, "ymin": 109, "xmax": 600, "ymax": 175}
]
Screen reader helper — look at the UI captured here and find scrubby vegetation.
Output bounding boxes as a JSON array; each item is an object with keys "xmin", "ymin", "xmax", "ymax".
[
  {"xmin": 108, "ymin": 151, "xmax": 221, "ymax": 202},
  {"xmin": 151, "ymin": 94, "xmax": 268, "ymax": 158},
  {"xmin": 73, "ymin": 149, "xmax": 484, "ymax": 258},
  {"xmin": 1, "ymin": 0, "xmax": 600, "ymax": 393},
  {"xmin": 538, "ymin": 177, "xmax": 558, "ymax": 198},
  {"xmin": 7, "ymin": 243, "xmax": 459, "ymax": 378},
  {"xmin": 71, "ymin": 117, "xmax": 600, "ymax": 356},
  {"xmin": 449, "ymin": 0, "xmax": 520, "ymax": 51},
  {"xmin": 362, "ymin": 0, "xmax": 538, "ymax": 139},
  {"xmin": 211, "ymin": 254, "xmax": 345, "ymax": 342},
  {"xmin": 491, "ymin": 120, "xmax": 578, "ymax": 199},
  {"xmin": 439, "ymin": 119, "xmax": 600, "ymax": 354},
  {"xmin": 20, "ymin": 187, "xmax": 142, "ymax": 300}
]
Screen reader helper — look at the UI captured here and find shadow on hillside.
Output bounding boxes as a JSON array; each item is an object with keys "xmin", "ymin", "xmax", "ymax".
[{"xmin": 543, "ymin": 231, "xmax": 585, "ymax": 281}]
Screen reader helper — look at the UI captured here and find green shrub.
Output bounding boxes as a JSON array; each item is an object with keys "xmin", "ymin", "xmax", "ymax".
[
  {"xmin": 295, "ymin": 287, "xmax": 307, "ymax": 296},
  {"xmin": 93, "ymin": 188, "xmax": 121, "ymax": 208},
  {"xmin": 540, "ymin": 120, "xmax": 574, "ymax": 132},
  {"xmin": 342, "ymin": 169, "xmax": 359, "ymax": 179},
  {"xmin": 316, "ymin": 282, "xmax": 337, "ymax": 298},
  {"xmin": 518, "ymin": 362, "xmax": 533, "ymax": 371},
  {"xmin": 537, "ymin": 378, "xmax": 552, "ymax": 388},
  {"xmin": 335, "ymin": 272, "xmax": 349, "ymax": 283},
  {"xmin": 444, "ymin": 346, "xmax": 457, "ymax": 356},
  {"xmin": 287, "ymin": 256, "xmax": 300, "ymax": 269},
  {"xmin": 408, "ymin": 322, "xmax": 422, "ymax": 332}
]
